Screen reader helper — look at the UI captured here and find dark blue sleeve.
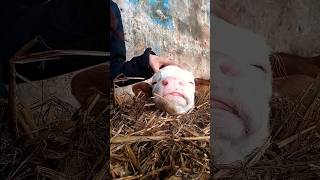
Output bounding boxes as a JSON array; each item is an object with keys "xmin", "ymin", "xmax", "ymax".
[{"xmin": 110, "ymin": 0, "xmax": 155, "ymax": 87}]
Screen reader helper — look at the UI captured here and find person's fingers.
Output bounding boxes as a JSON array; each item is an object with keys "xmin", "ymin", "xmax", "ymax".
[
  {"xmin": 162, "ymin": 57, "xmax": 177, "ymax": 65},
  {"xmin": 153, "ymin": 63, "xmax": 160, "ymax": 72},
  {"xmin": 150, "ymin": 64, "xmax": 156, "ymax": 72},
  {"xmin": 169, "ymin": 62, "xmax": 180, "ymax": 67},
  {"xmin": 150, "ymin": 56, "xmax": 185, "ymax": 73},
  {"xmin": 150, "ymin": 62, "xmax": 161, "ymax": 73},
  {"xmin": 166, "ymin": 60, "xmax": 181, "ymax": 68},
  {"xmin": 161, "ymin": 57, "xmax": 182, "ymax": 68}
]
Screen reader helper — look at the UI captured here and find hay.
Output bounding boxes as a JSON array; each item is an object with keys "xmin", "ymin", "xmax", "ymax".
[
  {"xmin": 1, "ymin": 39, "xmax": 110, "ymax": 179},
  {"xmin": 213, "ymin": 76, "xmax": 320, "ymax": 179},
  {"xmin": 0, "ymin": 92, "xmax": 109, "ymax": 179},
  {"xmin": 110, "ymin": 91, "xmax": 210, "ymax": 179},
  {"xmin": 1, "ymin": 72, "xmax": 319, "ymax": 179}
]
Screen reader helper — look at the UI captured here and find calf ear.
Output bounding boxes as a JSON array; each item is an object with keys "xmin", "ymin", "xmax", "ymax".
[
  {"xmin": 194, "ymin": 78, "xmax": 210, "ymax": 94},
  {"xmin": 195, "ymin": 78, "xmax": 210, "ymax": 86},
  {"xmin": 270, "ymin": 53, "xmax": 320, "ymax": 78},
  {"xmin": 132, "ymin": 82, "xmax": 153, "ymax": 99},
  {"xmin": 272, "ymin": 75, "xmax": 314, "ymax": 98}
]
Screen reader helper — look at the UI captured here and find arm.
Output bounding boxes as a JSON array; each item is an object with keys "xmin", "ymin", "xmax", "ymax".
[
  {"xmin": 111, "ymin": 48, "xmax": 155, "ymax": 87},
  {"xmin": 110, "ymin": 0, "xmax": 154, "ymax": 87},
  {"xmin": 110, "ymin": 0, "xmax": 179, "ymax": 87}
]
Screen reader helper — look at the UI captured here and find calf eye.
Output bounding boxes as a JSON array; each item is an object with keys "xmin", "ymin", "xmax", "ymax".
[
  {"xmin": 189, "ymin": 82, "xmax": 194, "ymax": 85},
  {"xmin": 251, "ymin": 64, "xmax": 266, "ymax": 72},
  {"xmin": 152, "ymin": 82, "xmax": 157, "ymax": 85}
]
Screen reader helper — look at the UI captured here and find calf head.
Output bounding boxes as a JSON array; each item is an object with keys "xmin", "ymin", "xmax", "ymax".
[
  {"xmin": 212, "ymin": 16, "xmax": 272, "ymax": 164},
  {"xmin": 133, "ymin": 65, "xmax": 209, "ymax": 115}
]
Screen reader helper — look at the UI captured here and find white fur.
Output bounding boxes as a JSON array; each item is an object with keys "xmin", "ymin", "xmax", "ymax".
[
  {"xmin": 152, "ymin": 65, "xmax": 195, "ymax": 114},
  {"xmin": 211, "ymin": 16, "xmax": 272, "ymax": 164}
]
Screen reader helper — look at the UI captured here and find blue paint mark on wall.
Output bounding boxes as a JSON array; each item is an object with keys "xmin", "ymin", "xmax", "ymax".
[
  {"xmin": 126, "ymin": 0, "xmax": 174, "ymax": 30},
  {"xmin": 153, "ymin": 44, "xmax": 161, "ymax": 54},
  {"xmin": 127, "ymin": 0, "xmax": 139, "ymax": 5},
  {"xmin": 148, "ymin": 0, "xmax": 158, "ymax": 5},
  {"xmin": 148, "ymin": 0, "xmax": 173, "ymax": 30}
]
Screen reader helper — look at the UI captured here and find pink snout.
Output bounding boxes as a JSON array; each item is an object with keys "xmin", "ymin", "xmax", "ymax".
[
  {"xmin": 155, "ymin": 76, "xmax": 195, "ymax": 111},
  {"xmin": 161, "ymin": 77, "xmax": 186, "ymax": 87},
  {"xmin": 161, "ymin": 77, "xmax": 189, "ymax": 97},
  {"xmin": 219, "ymin": 61, "xmax": 240, "ymax": 77}
]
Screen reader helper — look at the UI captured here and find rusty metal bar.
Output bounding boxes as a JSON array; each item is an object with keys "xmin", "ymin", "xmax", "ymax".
[
  {"xmin": 13, "ymin": 50, "xmax": 110, "ymax": 64},
  {"xmin": 8, "ymin": 36, "xmax": 109, "ymax": 139},
  {"xmin": 8, "ymin": 37, "xmax": 39, "ymax": 138}
]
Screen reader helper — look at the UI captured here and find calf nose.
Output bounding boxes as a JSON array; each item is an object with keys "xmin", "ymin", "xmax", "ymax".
[
  {"xmin": 219, "ymin": 63, "xmax": 239, "ymax": 77},
  {"xmin": 214, "ymin": 51, "xmax": 240, "ymax": 77},
  {"xmin": 162, "ymin": 79, "xmax": 169, "ymax": 86},
  {"xmin": 161, "ymin": 77, "xmax": 185, "ymax": 86}
]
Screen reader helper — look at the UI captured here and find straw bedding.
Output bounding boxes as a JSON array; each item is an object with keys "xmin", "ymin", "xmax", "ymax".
[
  {"xmin": 110, "ymin": 91, "xmax": 211, "ymax": 179},
  {"xmin": 111, "ymin": 77, "xmax": 320, "ymax": 179},
  {"xmin": 1, "ymin": 77, "xmax": 320, "ymax": 179},
  {"xmin": 0, "ymin": 93, "xmax": 109, "ymax": 180}
]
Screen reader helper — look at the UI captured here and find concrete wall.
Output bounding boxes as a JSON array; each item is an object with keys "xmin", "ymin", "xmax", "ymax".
[
  {"xmin": 114, "ymin": 0, "xmax": 210, "ymax": 79},
  {"xmin": 214, "ymin": 0, "xmax": 320, "ymax": 57}
]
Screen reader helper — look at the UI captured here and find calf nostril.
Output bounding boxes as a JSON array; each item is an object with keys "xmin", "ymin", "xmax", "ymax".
[
  {"xmin": 162, "ymin": 80, "xmax": 168, "ymax": 86},
  {"xmin": 219, "ymin": 63, "xmax": 237, "ymax": 76}
]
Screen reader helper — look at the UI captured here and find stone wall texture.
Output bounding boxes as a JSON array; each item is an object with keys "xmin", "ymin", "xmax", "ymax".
[
  {"xmin": 214, "ymin": 0, "xmax": 320, "ymax": 57},
  {"xmin": 114, "ymin": 0, "xmax": 210, "ymax": 79}
]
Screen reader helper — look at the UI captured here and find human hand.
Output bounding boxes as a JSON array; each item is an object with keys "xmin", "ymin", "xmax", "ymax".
[{"xmin": 149, "ymin": 54, "xmax": 180, "ymax": 73}]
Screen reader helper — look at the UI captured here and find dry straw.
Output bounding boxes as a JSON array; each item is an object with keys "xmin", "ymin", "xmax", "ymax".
[
  {"xmin": 1, "ymin": 92, "xmax": 109, "ymax": 180},
  {"xmin": 1, "ymin": 37, "xmax": 109, "ymax": 179},
  {"xmin": 110, "ymin": 89, "xmax": 211, "ymax": 179}
]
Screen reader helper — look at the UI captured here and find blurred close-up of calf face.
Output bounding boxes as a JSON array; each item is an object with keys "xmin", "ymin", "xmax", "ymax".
[
  {"xmin": 152, "ymin": 65, "xmax": 196, "ymax": 115},
  {"xmin": 212, "ymin": 16, "xmax": 272, "ymax": 164},
  {"xmin": 132, "ymin": 65, "xmax": 199, "ymax": 115}
]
